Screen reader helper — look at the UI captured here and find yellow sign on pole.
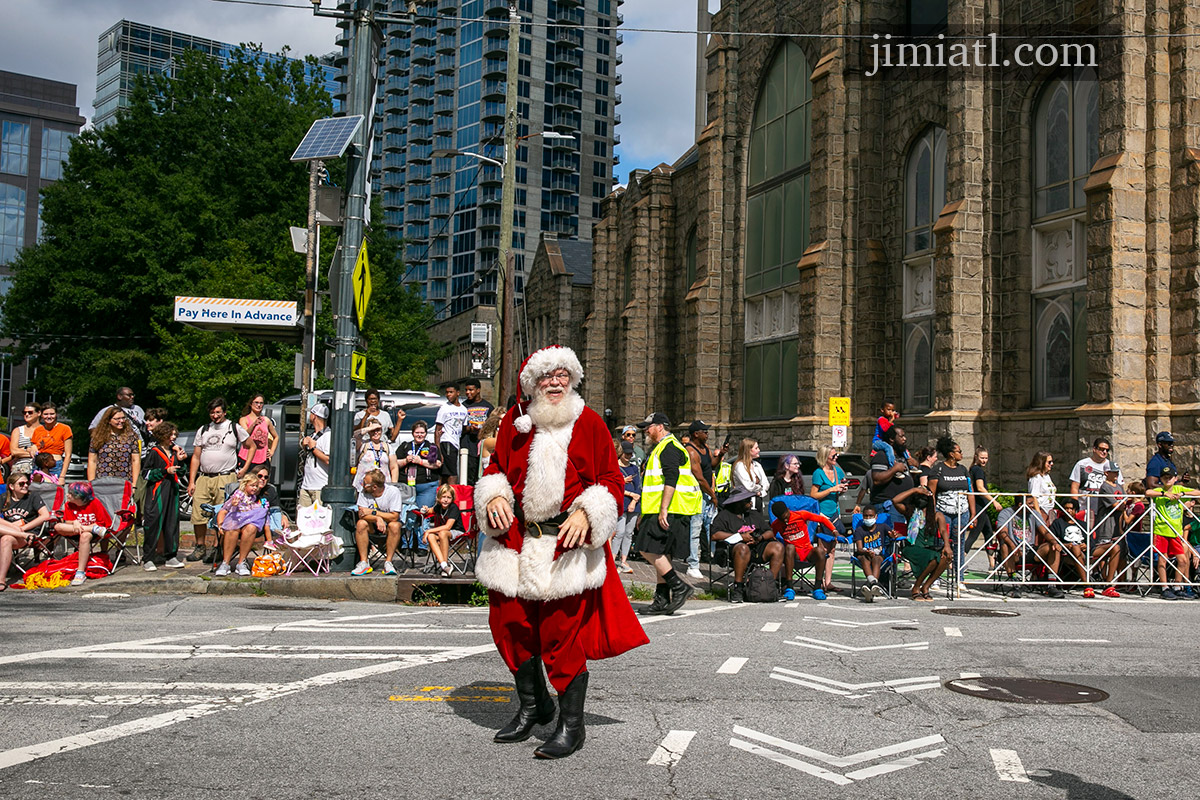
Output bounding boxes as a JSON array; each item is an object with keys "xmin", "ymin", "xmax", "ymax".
[
  {"xmin": 351, "ymin": 351, "xmax": 367, "ymax": 384},
  {"xmin": 352, "ymin": 241, "xmax": 371, "ymax": 329},
  {"xmin": 828, "ymin": 397, "xmax": 851, "ymax": 427}
]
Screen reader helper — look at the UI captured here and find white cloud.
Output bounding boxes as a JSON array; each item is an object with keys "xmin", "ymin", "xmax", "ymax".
[{"xmin": 612, "ymin": 0, "xmax": 704, "ymax": 176}]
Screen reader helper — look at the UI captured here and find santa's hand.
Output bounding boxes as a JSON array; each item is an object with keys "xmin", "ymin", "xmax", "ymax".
[
  {"xmin": 486, "ymin": 497, "xmax": 514, "ymax": 531},
  {"xmin": 557, "ymin": 508, "xmax": 590, "ymax": 549}
]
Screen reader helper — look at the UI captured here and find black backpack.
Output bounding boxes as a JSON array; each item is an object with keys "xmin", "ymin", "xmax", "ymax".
[{"xmin": 744, "ymin": 564, "xmax": 779, "ymax": 603}]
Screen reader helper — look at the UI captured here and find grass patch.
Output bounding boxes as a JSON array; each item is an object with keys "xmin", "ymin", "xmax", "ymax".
[
  {"xmin": 626, "ymin": 582, "xmax": 655, "ymax": 601},
  {"xmin": 405, "ymin": 582, "xmax": 489, "ymax": 607}
]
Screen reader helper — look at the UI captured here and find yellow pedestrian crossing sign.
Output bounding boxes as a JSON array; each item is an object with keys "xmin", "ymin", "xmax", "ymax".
[
  {"xmin": 352, "ymin": 241, "xmax": 371, "ymax": 329},
  {"xmin": 829, "ymin": 397, "xmax": 851, "ymax": 427},
  {"xmin": 351, "ymin": 351, "xmax": 367, "ymax": 384}
]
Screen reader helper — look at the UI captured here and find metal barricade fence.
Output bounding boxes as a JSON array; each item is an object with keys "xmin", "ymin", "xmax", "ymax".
[{"xmin": 952, "ymin": 489, "xmax": 1200, "ymax": 596}]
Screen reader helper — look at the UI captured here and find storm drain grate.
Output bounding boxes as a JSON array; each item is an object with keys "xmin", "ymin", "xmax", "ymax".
[
  {"xmin": 945, "ymin": 677, "xmax": 1108, "ymax": 704},
  {"xmin": 931, "ymin": 607, "xmax": 1020, "ymax": 618}
]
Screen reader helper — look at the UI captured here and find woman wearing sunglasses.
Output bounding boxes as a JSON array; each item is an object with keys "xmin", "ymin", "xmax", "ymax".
[
  {"xmin": 9, "ymin": 404, "xmax": 41, "ymax": 476},
  {"xmin": 0, "ymin": 469, "xmax": 51, "ymax": 591}
]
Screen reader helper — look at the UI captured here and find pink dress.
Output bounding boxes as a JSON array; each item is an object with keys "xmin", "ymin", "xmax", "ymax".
[{"xmin": 238, "ymin": 416, "xmax": 271, "ymax": 465}]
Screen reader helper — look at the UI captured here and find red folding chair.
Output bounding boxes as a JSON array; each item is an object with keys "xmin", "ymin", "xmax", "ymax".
[
  {"xmin": 90, "ymin": 478, "xmax": 139, "ymax": 570},
  {"xmin": 446, "ymin": 484, "xmax": 477, "ymax": 574}
]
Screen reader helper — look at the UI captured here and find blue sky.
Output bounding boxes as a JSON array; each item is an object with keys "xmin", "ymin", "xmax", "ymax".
[{"xmin": 4, "ymin": 0, "xmax": 710, "ymax": 177}]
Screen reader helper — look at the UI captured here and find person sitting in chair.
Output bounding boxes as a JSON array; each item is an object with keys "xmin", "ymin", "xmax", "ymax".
[
  {"xmin": 351, "ymin": 469, "xmax": 406, "ymax": 577},
  {"xmin": 769, "ymin": 499, "xmax": 837, "ymax": 601},
  {"xmin": 57, "ymin": 482, "xmax": 112, "ymax": 587},
  {"xmin": 214, "ymin": 474, "xmax": 268, "ymax": 578},
  {"xmin": 0, "ymin": 469, "xmax": 51, "ymax": 591},
  {"xmin": 424, "ymin": 484, "xmax": 465, "ymax": 577},
  {"xmin": 711, "ymin": 488, "xmax": 788, "ymax": 604}
]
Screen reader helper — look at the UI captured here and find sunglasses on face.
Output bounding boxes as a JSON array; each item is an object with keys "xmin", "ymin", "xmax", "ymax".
[{"xmin": 13, "ymin": 480, "xmax": 28, "ymax": 487}]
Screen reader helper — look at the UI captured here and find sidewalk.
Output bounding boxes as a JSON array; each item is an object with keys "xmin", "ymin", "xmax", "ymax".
[{"xmin": 59, "ymin": 555, "xmax": 680, "ymax": 604}]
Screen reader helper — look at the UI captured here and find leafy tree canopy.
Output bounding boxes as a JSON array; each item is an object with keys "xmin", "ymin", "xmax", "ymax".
[{"xmin": 3, "ymin": 45, "xmax": 446, "ymax": 427}]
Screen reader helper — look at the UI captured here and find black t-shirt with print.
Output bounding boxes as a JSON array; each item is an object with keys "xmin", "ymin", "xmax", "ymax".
[
  {"xmin": 433, "ymin": 502, "xmax": 465, "ymax": 533},
  {"xmin": 2, "ymin": 492, "xmax": 46, "ymax": 525}
]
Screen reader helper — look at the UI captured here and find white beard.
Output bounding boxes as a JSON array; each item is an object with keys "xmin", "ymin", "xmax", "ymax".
[{"xmin": 527, "ymin": 389, "xmax": 582, "ymax": 431}]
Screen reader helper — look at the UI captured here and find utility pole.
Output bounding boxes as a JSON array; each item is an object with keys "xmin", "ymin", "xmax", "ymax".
[
  {"xmin": 496, "ymin": 2, "xmax": 521, "ymax": 406},
  {"xmin": 316, "ymin": 0, "xmax": 376, "ymax": 567},
  {"xmin": 298, "ymin": 159, "xmax": 321, "ymax": 449}
]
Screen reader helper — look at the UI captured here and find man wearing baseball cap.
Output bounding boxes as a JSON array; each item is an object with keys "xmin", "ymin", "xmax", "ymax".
[
  {"xmin": 1146, "ymin": 466, "xmax": 1200, "ymax": 599},
  {"xmin": 635, "ymin": 412, "xmax": 701, "ymax": 614},
  {"xmin": 618, "ymin": 424, "xmax": 645, "ymax": 465},
  {"xmin": 298, "ymin": 402, "xmax": 331, "ymax": 508},
  {"xmin": 1146, "ymin": 431, "xmax": 1186, "ymax": 490}
]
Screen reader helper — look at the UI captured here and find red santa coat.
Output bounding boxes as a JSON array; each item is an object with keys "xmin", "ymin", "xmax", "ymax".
[{"xmin": 474, "ymin": 393, "xmax": 647, "ymax": 660}]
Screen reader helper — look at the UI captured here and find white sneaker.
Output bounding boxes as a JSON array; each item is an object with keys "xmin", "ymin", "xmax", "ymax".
[
  {"xmin": 71, "ymin": 573, "xmax": 87, "ymax": 586},
  {"xmin": 686, "ymin": 567, "xmax": 704, "ymax": 579},
  {"xmin": 235, "ymin": 561, "xmax": 251, "ymax": 577},
  {"xmin": 143, "ymin": 561, "xmax": 158, "ymax": 572},
  {"xmin": 351, "ymin": 561, "xmax": 372, "ymax": 576},
  {"xmin": 382, "ymin": 561, "xmax": 397, "ymax": 575},
  {"xmin": 163, "ymin": 557, "xmax": 185, "ymax": 569},
  {"xmin": 440, "ymin": 562, "xmax": 453, "ymax": 576},
  {"xmin": 214, "ymin": 562, "xmax": 231, "ymax": 577}
]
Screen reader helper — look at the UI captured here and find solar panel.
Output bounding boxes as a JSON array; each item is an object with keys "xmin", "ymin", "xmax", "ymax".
[{"xmin": 290, "ymin": 115, "xmax": 365, "ymax": 162}]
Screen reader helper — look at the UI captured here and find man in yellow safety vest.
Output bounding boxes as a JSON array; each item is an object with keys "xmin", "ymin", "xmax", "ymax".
[{"xmin": 635, "ymin": 412, "xmax": 702, "ymax": 615}]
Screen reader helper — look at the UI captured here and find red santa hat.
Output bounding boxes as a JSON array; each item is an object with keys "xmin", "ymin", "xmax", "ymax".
[{"xmin": 511, "ymin": 345, "xmax": 584, "ymax": 433}]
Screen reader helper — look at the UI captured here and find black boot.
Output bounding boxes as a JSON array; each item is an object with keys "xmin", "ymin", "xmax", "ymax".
[
  {"xmin": 662, "ymin": 569, "xmax": 694, "ymax": 614},
  {"xmin": 639, "ymin": 582, "xmax": 671, "ymax": 615},
  {"xmin": 534, "ymin": 672, "xmax": 588, "ymax": 759},
  {"xmin": 494, "ymin": 657, "xmax": 555, "ymax": 743}
]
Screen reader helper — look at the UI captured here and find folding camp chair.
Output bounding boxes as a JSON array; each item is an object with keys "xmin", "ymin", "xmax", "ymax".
[
  {"xmin": 445, "ymin": 484, "xmax": 477, "ymax": 574},
  {"xmin": 202, "ymin": 481, "xmax": 268, "ymax": 573},
  {"xmin": 91, "ymin": 478, "xmax": 139, "ymax": 570},
  {"xmin": 9, "ymin": 483, "xmax": 66, "ymax": 576}
]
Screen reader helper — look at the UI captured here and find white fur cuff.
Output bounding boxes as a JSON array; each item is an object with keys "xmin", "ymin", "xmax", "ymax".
[
  {"xmin": 474, "ymin": 473, "xmax": 515, "ymax": 537},
  {"xmin": 570, "ymin": 484, "xmax": 621, "ymax": 550}
]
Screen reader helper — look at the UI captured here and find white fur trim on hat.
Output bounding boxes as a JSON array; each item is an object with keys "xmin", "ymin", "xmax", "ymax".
[{"xmin": 519, "ymin": 346, "xmax": 583, "ymax": 396}]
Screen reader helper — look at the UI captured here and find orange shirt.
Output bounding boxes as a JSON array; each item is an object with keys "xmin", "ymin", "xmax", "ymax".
[{"xmin": 32, "ymin": 423, "xmax": 72, "ymax": 456}]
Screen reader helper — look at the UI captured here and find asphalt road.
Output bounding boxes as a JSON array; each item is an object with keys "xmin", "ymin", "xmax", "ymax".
[{"xmin": 0, "ymin": 590, "xmax": 1196, "ymax": 799}]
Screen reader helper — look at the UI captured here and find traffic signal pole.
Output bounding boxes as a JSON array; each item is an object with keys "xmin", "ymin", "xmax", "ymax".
[{"xmin": 315, "ymin": 0, "xmax": 376, "ymax": 568}]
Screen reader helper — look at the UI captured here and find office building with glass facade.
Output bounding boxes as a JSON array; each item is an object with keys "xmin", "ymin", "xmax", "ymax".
[
  {"xmin": 335, "ymin": 0, "xmax": 622, "ymax": 317},
  {"xmin": 0, "ymin": 70, "xmax": 85, "ymax": 422},
  {"xmin": 94, "ymin": 19, "xmax": 341, "ymax": 129}
]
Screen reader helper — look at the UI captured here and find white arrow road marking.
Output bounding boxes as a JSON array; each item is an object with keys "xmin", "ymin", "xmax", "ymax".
[
  {"xmin": 730, "ymin": 726, "xmax": 945, "ymax": 784},
  {"xmin": 785, "ymin": 636, "xmax": 929, "ymax": 653},
  {"xmin": 717, "ymin": 657, "xmax": 748, "ymax": 674},
  {"xmin": 990, "ymin": 748, "xmax": 1030, "ymax": 782},
  {"xmin": 803, "ymin": 615, "xmax": 919, "ymax": 628},
  {"xmin": 944, "ymin": 627, "xmax": 962, "ymax": 637},
  {"xmin": 647, "ymin": 730, "xmax": 697, "ymax": 767},
  {"xmin": 760, "ymin": 622, "xmax": 782, "ymax": 632},
  {"xmin": 770, "ymin": 668, "xmax": 941, "ymax": 697}
]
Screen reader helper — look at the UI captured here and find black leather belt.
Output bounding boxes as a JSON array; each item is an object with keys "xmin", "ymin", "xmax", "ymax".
[{"xmin": 518, "ymin": 510, "xmax": 570, "ymax": 539}]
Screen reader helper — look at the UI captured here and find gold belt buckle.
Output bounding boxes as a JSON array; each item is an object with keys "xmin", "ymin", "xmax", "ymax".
[{"xmin": 527, "ymin": 521, "xmax": 542, "ymax": 539}]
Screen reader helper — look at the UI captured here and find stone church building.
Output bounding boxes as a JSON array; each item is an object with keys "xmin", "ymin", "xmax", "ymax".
[{"xmin": 581, "ymin": 0, "xmax": 1200, "ymax": 485}]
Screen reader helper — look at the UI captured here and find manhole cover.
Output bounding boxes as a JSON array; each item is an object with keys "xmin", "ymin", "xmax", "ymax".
[
  {"xmin": 931, "ymin": 607, "xmax": 1020, "ymax": 618},
  {"xmin": 945, "ymin": 677, "xmax": 1108, "ymax": 704}
]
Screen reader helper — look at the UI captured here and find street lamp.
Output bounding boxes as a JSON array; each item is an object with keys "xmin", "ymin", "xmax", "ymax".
[{"xmin": 432, "ymin": 129, "xmax": 575, "ymax": 404}]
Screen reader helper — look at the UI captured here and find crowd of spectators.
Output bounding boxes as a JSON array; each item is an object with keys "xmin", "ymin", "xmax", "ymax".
[{"xmin": 608, "ymin": 399, "xmax": 1200, "ymax": 605}]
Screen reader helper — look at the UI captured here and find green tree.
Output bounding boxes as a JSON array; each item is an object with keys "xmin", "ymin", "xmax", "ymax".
[{"xmin": 2, "ymin": 46, "xmax": 444, "ymax": 426}]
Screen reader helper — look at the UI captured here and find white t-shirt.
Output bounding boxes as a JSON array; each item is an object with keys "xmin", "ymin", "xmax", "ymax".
[
  {"xmin": 194, "ymin": 420, "xmax": 249, "ymax": 474},
  {"xmin": 435, "ymin": 402, "xmax": 469, "ymax": 449},
  {"xmin": 301, "ymin": 428, "xmax": 332, "ymax": 492},
  {"xmin": 1027, "ymin": 473, "xmax": 1056, "ymax": 515},
  {"xmin": 353, "ymin": 409, "xmax": 393, "ymax": 431},
  {"xmin": 356, "ymin": 483, "xmax": 406, "ymax": 514},
  {"xmin": 354, "ymin": 440, "xmax": 392, "ymax": 490},
  {"xmin": 1069, "ymin": 457, "xmax": 1122, "ymax": 493}
]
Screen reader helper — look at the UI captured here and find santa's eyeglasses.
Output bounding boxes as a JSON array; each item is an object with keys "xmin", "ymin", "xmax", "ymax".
[{"xmin": 538, "ymin": 370, "xmax": 571, "ymax": 385}]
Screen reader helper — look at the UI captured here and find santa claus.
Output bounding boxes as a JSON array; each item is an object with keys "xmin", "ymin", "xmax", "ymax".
[{"xmin": 474, "ymin": 345, "xmax": 648, "ymax": 760}]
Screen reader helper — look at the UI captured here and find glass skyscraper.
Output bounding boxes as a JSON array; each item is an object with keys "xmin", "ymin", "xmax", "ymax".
[
  {"xmin": 94, "ymin": 20, "xmax": 341, "ymax": 129},
  {"xmin": 336, "ymin": 0, "xmax": 621, "ymax": 317}
]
